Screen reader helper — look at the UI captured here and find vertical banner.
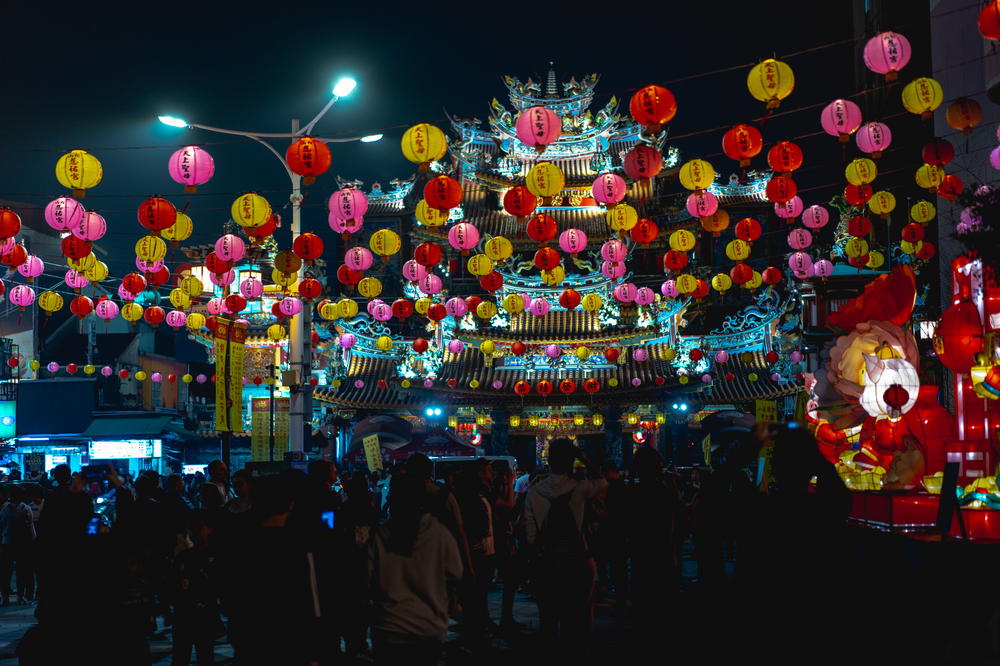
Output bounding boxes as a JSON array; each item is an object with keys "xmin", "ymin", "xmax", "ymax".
[
  {"xmin": 214, "ymin": 318, "xmax": 230, "ymax": 432},
  {"xmin": 228, "ymin": 320, "xmax": 247, "ymax": 430},
  {"xmin": 363, "ymin": 434, "xmax": 384, "ymax": 472},
  {"xmin": 273, "ymin": 397, "xmax": 290, "ymax": 460},
  {"xmin": 755, "ymin": 399, "xmax": 778, "ymax": 426},
  {"xmin": 251, "ymin": 398, "xmax": 269, "ymax": 461}
]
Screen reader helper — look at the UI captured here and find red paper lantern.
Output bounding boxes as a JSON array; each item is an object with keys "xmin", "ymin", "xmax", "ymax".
[
  {"xmin": 337, "ymin": 265, "xmax": 363, "ymax": 287},
  {"xmin": 446, "ymin": 378, "xmax": 457, "ymax": 388},
  {"xmin": 293, "ymin": 232, "xmax": 325, "ymax": 262},
  {"xmin": 730, "ymin": 263, "xmax": 754, "ymax": 285},
  {"xmin": 654, "ymin": 376, "xmax": 665, "ymax": 386},
  {"xmin": 479, "ymin": 271, "xmax": 503, "ymax": 292},
  {"xmin": 766, "ymin": 175, "xmax": 797, "ymax": 204},
  {"xmin": 934, "ymin": 301, "xmax": 983, "ymax": 373},
  {"xmin": 70, "ymin": 296, "xmax": 93, "ymax": 318},
  {"xmin": 916, "ymin": 242, "xmax": 936, "ymax": 260},
  {"xmin": 119, "ymin": 369, "xmax": 130, "ymax": 379},
  {"xmin": 377, "ymin": 379, "xmax": 388, "ymax": 389},
  {"xmin": 205, "ymin": 252, "xmax": 233, "ymax": 274},
  {"xmin": 767, "ymin": 141, "xmax": 804, "ymax": 174},
  {"xmin": 526, "ymin": 214, "xmax": 557, "ymax": 243},
  {"xmin": 689, "ymin": 349, "xmax": 703, "ymax": 361},
  {"xmin": 245, "ymin": 215, "xmax": 278, "ymax": 243},
  {"xmin": 623, "ymin": 145, "xmax": 663, "ymax": 180},
  {"xmin": 168, "ymin": 374, "xmax": 177, "ymax": 383},
  {"xmin": 414, "ymin": 241, "xmax": 443, "ymax": 267},
  {"xmin": 137, "ymin": 196, "xmax": 177, "ymax": 233},
  {"xmin": 735, "ymin": 217, "xmax": 762, "ymax": 243},
  {"xmin": 285, "ymin": 137, "xmax": 332, "ymax": 184},
  {"xmin": 206, "ymin": 315, "xmax": 218, "ymax": 331},
  {"xmin": 762, "ymin": 266, "xmax": 783, "ymax": 285},
  {"xmin": 629, "ymin": 84, "xmax": 677, "ymax": 129},
  {"xmin": 558, "ymin": 379, "xmax": 576, "ymax": 394},
  {"xmin": 0, "ymin": 209, "xmax": 22, "ymax": 239},
  {"xmin": 605, "ymin": 347, "xmax": 620, "ymax": 363},
  {"xmin": 534, "ymin": 246, "xmax": 561, "ymax": 271},
  {"xmin": 392, "ymin": 299, "xmax": 414, "ymax": 319},
  {"xmin": 847, "ymin": 216, "xmax": 872, "ymax": 237},
  {"xmin": 224, "ymin": 294, "xmax": 247, "ymax": 313},
  {"xmin": 691, "ymin": 279, "xmax": 710, "ymax": 299},
  {"xmin": 514, "ymin": 380, "xmax": 531, "ymax": 395},
  {"xmin": 765, "ymin": 350, "xmax": 779, "ymax": 364},
  {"xmin": 464, "ymin": 296, "xmax": 482, "ymax": 313},
  {"xmin": 630, "ymin": 218, "xmax": 659, "ymax": 246},
  {"xmin": 511, "ymin": 341, "xmax": 527, "ymax": 356},
  {"xmin": 148, "ymin": 266, "xmax": 170, "ymax": 287},
  {"xmin": 537, "ymin": 380, "xmax": 553, "ymax": 395},
  {"xmin": 883, "ymin": 384, "xmax": 910, "ymax": 411},
  {"xmin": 844, "ymin": 184, "xmax": 874, "ymax": 207},
  {"xmin": 412, "ymin": 338, "xmax": 429, "ymax": 353},
  {"xmin": 60, "ymin": 237, "xmax": 91, "ymax": 260},
  {"xmin": 122, "ymin": 272, "xmax": 147, "ymax": 295},
  {"xmin": 901, "ymin": 223, "xmax": 924, "ymax": 243},
  {"xmin": 503, "ymin": 185, "xmax": 537, "ymax": 218},
  {"xmin": 426, "ymin": 303, "xmax": 447, "ymax": 322},
  {"xmin": 722, "ymin": 123, "xmax": 763, "ymax": 167},
  {"xmin": 0, "ymin": 244, "xmax": 25, "ymax": 267},
  {"xmin": 584, "ymin": 377, "xmax": 601, "ymax": 393},
  {"xmin": 848, "ymin": 255, "xmax": 869, "ymax": 269},
  {"xmin": 5, "ymin": 357, "xmax": 17, "ymax": 369},
  {"xmin": 663, "ymin": 250, "xmax": 688, "ymax": 272},
  {"xmin": 922, "ymin": 138, "xmax": 955, "ymax": 166},
  {"xmin": 423, "ymin": 175, "xmax": 463, "ymax": 211},
  {"xmin": 979, "ymin": 1, "xmax": 1000, "ymax": 40},
  {"xmin": 558, "ymin": 289, "xmax": 581, "ymax": 310},
  {"xmin": 297, "ymin": 278, "xmax": 322, "ymax": 300},
  {"xmin": 938, "ymin": 174, "xmax": 963, "ymax": 200},
  {"xmin": 143, "ymin": 306, "xmax": 165, "ymax": 326}
]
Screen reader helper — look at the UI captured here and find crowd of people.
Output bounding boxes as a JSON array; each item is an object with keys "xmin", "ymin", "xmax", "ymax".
[{"xmin": 0, "ymin": 424, "xmax": 856, "ymax": 665}]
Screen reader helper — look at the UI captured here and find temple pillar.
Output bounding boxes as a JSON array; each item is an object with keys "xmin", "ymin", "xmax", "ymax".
[
  {"xmin": 489, "ymin": 408, "xmax": 509, "ymax": 456},
  {"xmin": 603, "ymin": 407, "xmax": 623, "ymax": 467}
]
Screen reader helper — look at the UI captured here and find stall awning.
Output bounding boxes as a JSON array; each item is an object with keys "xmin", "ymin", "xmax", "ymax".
[{"xmin": 82, "ymin": 414, "xmax": 174, "ymax": 439}]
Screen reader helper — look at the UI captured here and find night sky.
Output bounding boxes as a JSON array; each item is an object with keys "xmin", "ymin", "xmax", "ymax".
[{"xmin": 0, "ymin": 2, "xmax": 874, "ymax": 279}]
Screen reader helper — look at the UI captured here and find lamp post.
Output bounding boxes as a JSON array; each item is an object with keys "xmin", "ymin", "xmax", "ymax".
[{"xmin": 160, "ymin": 77, "xmax": 381, "ymax": 457}]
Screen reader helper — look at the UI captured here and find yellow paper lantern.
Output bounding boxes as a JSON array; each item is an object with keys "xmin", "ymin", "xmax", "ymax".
[
  {"xmin": 272, "ymin": 269, "xmax": 298, "ymax": 289},
  {"xmin": 607, "ymin": 204, "xmax": 638, "ymax": 232},
  {"xmin": 503, "ymin": 293, "xmax": 525, "ymax": 313},
  {"xmin": 135, "ymin": 235, "xmax": 167, "ymax": 262},
  {"xmin": 581, "ymin": 293, "xmax": 603, "ymax": 312},
  {"xmin": 84, "ymin": 364, "xmax": 95, "ymax": 375},
  {"xmin": 67, "ymin": 253, "xmax": 97, "ymax": 272},
  {"xmin": 748, "ymin": 372, "xmax": 759, "ymax": 382},
  {"xmin": 868, "ymin": 191, "xmax": 896, "ymax": 217},
  {"xmin": 662, "ymin": 348, "xmax": 676, "ymax": 361},
  {"xmin": 357, "ymin": 277, "xmax": 383, "ymax": 299},
  {"xmin": 700, "ymin": 209, "xmax": 730, "ymax": 236},
  {"xmin": 414, "ymin": 297, "xmax": 432, "ymax": 315},
  {"xmin": 401, "ymin": 123, "xmax": 448, "ymax": 167},
  {"xmin": 845, "ymin": 237, "xmax": 870, "ymax": 258},
  {"xmin": 337, "ymin": 298, "xmax": 359, "ymax": 319},
  {"xmin": 231, "ymin": 193, "xmax": 272, "ymax": 228},
  {"xmin": 900, "ymin": 239, "xmax": 923, "ymax": 255},
  {"xmin": 180, "ymin": 276, "xmax": 204, "ymax": 297},
  {"xmin": 678, "ymin": 159, "xmax": 715, "ymax": 191},
  {"xmin": 169, "ymin": 289, "xmax": 192, "ymax": 310},
  {"xmin": 38, "ymin": 291, "xmax": 63, "ymax": 314},
  {"xmin": 330, "ymin": 379, "xmax": 341, "ymax": 388},
  {"xmin": 901, "ymin": 77, "xmax": 944, "ymax": 119},
  {"xmin": 915, "ymin": 164, "xmax": 945, "ymax": 191},
  {"xmin": 469, "ymin": 379, "xmax": 480, "ymax": 389},
  {"xmin": 679, "ymin": 375, "xmax": 690, "ymax": 385},
  {"xmin": 541, "ymin": 266, "xmax": 565, "ymax": 286},
  {"xmin": 747, "ymin": 58, "xmax": 795, "ymax": 109},
  {"xmin": 55, "ymin": 149, "xmax": 103, "ymax": 197},
  {"xmin": 575, "ymin": 346, "xmax": 590, "ymax": 361},
  {"xmin": 480, "ymin": 340, "xmax": 496, "ymax": 356},
  {"xmin": 415, "ymin": 199, "xmax": 449, "ymax": 227},
  {"xmin": 866, "ymin": 251, "xmax": 885, "ymax": 269},
  {"xmin": 592, "ymin": 414, "xmax": 604, "ymax": 426},
  {"xmin": 467, "ymin": 253, "xmax": 493, "ymax": 276},
  {"xmin": 370, "ymin": 229, "xmax": 402, "ymax": 259},
  {"xmin": 82, "ymin": 261, "xmax": 108, "ymax": 283},
  {"xmin": 910, "ymin": 200, "xmax": 936, "ymax": 224},
  {"xmin": 525, "ymin": 162, "xmax": 565, "ymax": 198},
  {"xmin": 711, "ymin": 273, "xmax": 733, "ymax": 293},
  {"xmin": 400, "ymin": 379, "xmax": 411, "ymax": 389},
  {"xmin": 135, "ymin": 371, "xmax": 148, "ymax": 381},
  {"xmin": 845, "ymin": 158, "xmax": 877, "ymax": 186},
  {"xmin": 509, "ymin": 415, "xmax": 521, "ymax": 427},
  {"xmin": 676, "ymin": 273, "xmax": 697, "ymax": 294},
  {"xmin": 186, "ymin": 312, "xmax": 206, "ymax": 330},
  {"xmin": 319, "ymin": 302, "xmax": 338, "ymax": 320},
  {"xmin": 743, "ymin": 270, "xmax": 763, "ymax": 290},
  {"xmin": 608, "ymin": 377, "xmax": 619, "ymax": 388},
  {"xmin": 375, "ymin": 335, "xmax": 394, "ymax": 352},
  {"xmin": 484, "ymin": 236, "xmax": 513, "ymax": 262},
  {"xmin": 29, "ymin": 360, "xmax": 39, "ymax": 371},
  {"xmin": 668, "ymin": 229, "xmax": 696, "ymax": 252},
  {"xmin": 476, "ymin": 300, "xmax": 497, "ymax": 319},
  {"xmin": 725, "ymin": 239, "xmax": 751, "ymax": 261},
  {"xmin": 181, "ymin": 373, "xmax": 193, "ymax": 383},
  {"xmin": 121, "ymin": 302, "xmax": 144, "ymax": 322},
  {"xmin": 162, "ymin": 212, "xmax": 194, "ymax": 244},
  {"xmin": 574, "ymin": 414, "xmax": 585, "ymax": 426},
  {"xmin": 267, "ymin": 324, "xmax": 286, "ymax": 341}
]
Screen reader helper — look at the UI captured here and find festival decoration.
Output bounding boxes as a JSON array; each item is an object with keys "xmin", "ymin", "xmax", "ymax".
[
  {"xmin": 821, "ymin": 99, "xmax": 863, "ymax": 142},
  {"xmin": 401, "ymin": 123, "xmax": 448, "ymax": 171},
  {"xmin": 863, "ymin": 31, "xmax": 912, "ymax": 81},
  {"xmin": 945, "ymin": 97, "xmax": 982, "ymax": 135},
  {"xmin": 286, "ymin": 136, "xmax": 332, "ymax": 185},
  {"xmin": 515, "ymin": 106, "xmax": 561, "ymax": 152},
  {"xmin": 629, "ymin": 84, "xmax": 677, "ymax": 133},
  {"xmin": 747, "ymin": 58, "xmax": 794, "ymax": 109},
  {"xmin": 722, "ymin": 123, "xmax": 763, "ymax": 167},
  {"xmin": 678, "ymin": 159, "xmax": 714, "ymax": 191},
  {"xmin": 424, "ymin": 175, "xmax": 463, "ymax": 212},
  {"xmin": 231, "ymin": 193, "xmax": 271, "ymax": 228},
  {"xmin": 525, "ymin": 162, "xmax": 565, "ymax": 205},
  {"xmin": 55, "ymin": 149, "xmax": 102, "ymax": 197},
  {"xmin": 767, "ymin": 141, "xmax": 803, "ymax": 174},
  {"xmin": 901, "ymin": 77, "xmax": 944, "ymax": 119},
  {"xmin": 855, "ymin": 122, "xmax": 892, "ymax": 158}
]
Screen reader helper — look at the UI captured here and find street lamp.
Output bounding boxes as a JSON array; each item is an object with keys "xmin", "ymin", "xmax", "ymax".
[{"xmin": 159, "ymin": 77, "xmax": 373, "ymax": 460}]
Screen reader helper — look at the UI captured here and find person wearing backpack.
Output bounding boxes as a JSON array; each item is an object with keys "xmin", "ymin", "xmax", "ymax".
[{"xmin": 524, "ymin": 439, "xmax": 607, "ymax": 649}]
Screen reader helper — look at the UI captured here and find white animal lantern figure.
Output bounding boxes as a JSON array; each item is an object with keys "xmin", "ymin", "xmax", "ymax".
[{"xmin": 859, "ymin": 354, "xmax": 920, "ymax": 419}]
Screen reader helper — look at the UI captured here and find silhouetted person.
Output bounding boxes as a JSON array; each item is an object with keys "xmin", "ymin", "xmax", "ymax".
[
  {"xmin": 455, "ymin": 458, "xmax": 496, "ymax": 642},
  {"xmin": 170, "ymin": 511, "xmax": 223, "ymax": 665}
]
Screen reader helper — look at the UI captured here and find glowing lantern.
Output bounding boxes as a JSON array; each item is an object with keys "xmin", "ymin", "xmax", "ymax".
[
  {"xmin": 529, "ymin": 298, "xmax": 550, "ymax": 316},
  {"xmin": 245, "ymin": 214, "xmax": 277, "ymax": 244},
  {"xmin": 278, "ymin": 297, "xmax": 302, "ymax": 317},
  {"xmin": 946, "ymin": 98, "xmax": 982, "ymax": 135},
  {"xmin": 766, "ymin": 175, "xmax": 797, "ymax": 203},
  {"xmin": 94, "ymin": 299, "xmax": 119, "ymax": 322},
  {"xmin": 137, "ymin": 196, "xmax": 177, "ymax": 234},
  {"xmin": 901, "ymin": 78, "xmax": 944, "ymax": 119},
  {"xmin": 868, "ymin": 191, "xmax": 896, "ymax": 219},
  {"xmin": 722, "ymin": 123, "xmax": 763, "ymax": 166},
  {"xmin": 663, "ymin": 250, "xmax": 688, "ymax": 272},
  {"xmin": 414, "ymin": 241, "xmax": 443, "ymax": 267},
  {"xmin": 557, "ymin": 228, "xmax": 588, "ymax": 257},
  {"xmin": 845, "ymin": 158, "xmax": 877, "ymax": 186},
  {"xmin": 186, "ymin": 312, "xmax": 205, "ymax": 330},
  {"xmin": 83, "ymin": 261, "xmax": 108, "ymax": 283},
  {"xmin": 8, "ymin": 285, "xmax": 33, "ymax": 310},
  {"xmin": 448, "ymin": 222, "xmax": 480, "ymax": 253},
  {"xmin": 479, "ymin": 271, "xmax": 503, "ymax": 292},
  {"xmin": 414, "ymin": 199, "xmax": 448, "ymax": 229},
  {"xmin": 162, "ymin": 212, "xmax": 194, "ymax": 246},
  {"xmin": 864, "ymin": 31, "xmax": 912, "ymax": 81},
  {"xmin": 668, "ymin": 229, "xmax": 696, "ymax": 252},
  {"xmin": 267, "ymin": 324, "xmax": 286, "ymax": 342},
  {"xmin": 526, "ymin": 214, "xmax": 557, "ymax": 244},
  {"xmin": 743, "ymin": 271, "xmax": 763, "ymax": 290},
  {"xmin": 541, "ymin": 266, "xmax": 565, "ymax": 287},
  {"xmin": 915, "ymin": 164, "xmax": 945, "ymax": 192},
  {"xmin": 525, "ymin": 162, "xmax": 565, "ymax": 203},
  {"xmin": 476, "ymin": 300, "xmax": 498, "ymax": 319},
  {"xmin": 38, "ymin": 291, "xmax": 63, "ymax": 316},
  {"xmin": 980, "ymin": 1, "xmax": 1000, "ymax": 40},
  {"xmin": 68, "ymin": 295, "xmax": 93, "ymax": 319},
  {"xmin": 866, "ymin": 251, "xmax": 885, "ymax": 269},
  {"xmin": 607, "ymin": 204, "xmax": 638, "ymax": 233},
  {"xmin": 629, "ymin": 84, "xmax": 677, "ymax": 132},
  {"xmin": 635, "ymin": 287, "xmax": 655, "ymax": 306},
  {"xmin": 725, "ymin": 239, "xmax": 751, "ymax": 261},
  {"xmin": 167, "ymin": 145, "xmax": 215, "ymax": 193},
  {"xmin": 813, "ymin": 259, "xmax": 834, "ymax": 278},
  {"xmin": 370, "ymin": 229, "xmax": 402, "ymax": 262},
  {"xmin": 534, "ymin": 247, "xmax": 560, "ymax": 271},
  {"xmin": 847, "ymin": 216, "xmax": 871, "ymax": 237},
  {"xmin": 357, "ymin": 277, "xmax": 382, "ymax": 299},
  {"xmin": 934, "ymin": 301, "xmax": 983, "ymax": 373},
  {"xmin": 788, "ymin": 251, "xmax": 813, "ymax": 273},
  {"xmin": 502, "ymin": 293, "xmax": 525, "ymax": 314},
  {"xmin": 55, "ymin": 149, "xmax": 102, "ymax": 197},
  {"xmin": 483, "ymin": 236, "xmax": 513, "ymax": 263},
  {"xmin": 787, "ymin": 228, "xmax": 812, "ymax": 250},
  {"xmin": 592, "ymin": 173, "xmax": 627, "ymax": 207},
  {"xmin": 337, "ymin": 298, "xmax": 359, "ymax": 318},
  {"xmin": 844, "ymin": 184, "xmax": 874, "ymax": 207},
  {"xmin": 939, "ymin": 174, "xmax": 963, "ymax": 201},
  {"xmin": 516, "ymin": 106, "xmax": 561, "ymax": 152},
  {"xmin": 2, "ymin": 243, "xmax": 27, "ymax": 267},
  {"xmin": 820, "ymin": 99, "xmax": 863, "ymax": 142},
  {"xmin": 901, "ymin": 223, "xmax": 925, "ymax": 244},
  {"xmin": 402, "ymin": 260, "xmax": 427, "ymax": 283},
  {"xmin": 401, "ymin": 123, "xmax": 448, "ymax": 170},
  {"xmin": 711, "ymin": 273, "xmax": 733, "ymax": 293},
  {"xmin": 503, "ymin": 186, "xmax": 537, "ymax": 220},
  {"xmin": 215, "ymin": 234, "xmax": 246, "ymax": 262},
  {"xmin": 121, "ymin": 301, "xmax": 143, "ymax": 323},
  {"xmin": 293, "ymin": 233, "xmax": 324, "ymax": 264},
  {"xmin": 762, "ymin": 266, "xmax": 783, "ymax": 285},
  {"xmin": 910, "ymin": 200, "xmax": 936, "ymax": 224},
  {"xmin": 231, "ymin": 193, "xmax": 272, "ymax": 228},
  {"xmin": 581, "ymin": 293, "xmax": 602, "ymax": 312},
  {"xmin": 915, "ymin": 242, "xmax": 936, "ymax": 260},
  {"xmin": 630, "ymin": 218, "xmax": 658, "ymax": 246},
  {"xmin": 678, "ymin": 159, "xmax": 714, "ymax": 191},
  {"xmin": 122, "ymin": 273, "xmax": 147, "ymax": 295},
  {"xmin": 623, "ymin": 144, "xmax": 663, "ymax": 186},
  {"xmin": 424, "ymin": 175, "xmax": 462, "ymax": 212},
  {"xmin": 169, "ymin": 289, "xmax": 191, "ymax": 309},
  {"xmin": 774, "ymin": 197, "xmax": 803, "ymax": 221},
  {"xmin": 844, "ymin": 238, "xmax": 869, "ymax": 258},
  {"xmin": 466, "ymin": 253, "xmax": 493, "ymax": 277},
  {"xmin": 297, "ymin": 278, "xmax": 322, "ymax": 300},
  {"xmin": 700, "ymin": 209, "xmax": 729, "ymax": 237},
  {"xmin": 286, "ymin": 136, "xmax": 332, "ymax": 185},
  {"xmin": 0, "ymin": 209, "xmax": 20, "ymax": 240},
  {"xmin": 205, "ymin": 251, "xmax": 234, "ymax": 275},
  {"xmin": 16, "ymin": 255, "xmax": 43, "ymax": 282},
  {"xmin": 767, "ymin": 141, "xmax": 803, "ymax": 174},
  {"xmin": 676, "ymin": 273, "xmax": 697, "ymax": 294},
  {"xmin": 344, "ymin": 246, "xmax": 374, "ymax": 272},
  {"xmin": 445, "ymin": 297, "xmax": 468, "ymax": 318},
  {"xmin": 601, "ymin": 239, "xmax": 627, "ymax": 264},
  {"xmin": 374, "ymin": 335, "xmax": 394, "ymax": 353},
  {"xmin": 329, "ymin": 187, "xmax": 368, "ymax": 233},
  {"xmin": 855, "ymin": 122, "xmax": 892, "ymax": 158},
  {"xmin": 730, "ymin": 263, "xmax": 753, "ymax": 285},
  {"xmin": 142, "ymin": 305, "xmax": 165, "ymax": 326},
  {"xmin": 687, "ymin": 190, "xmax": 718, "ymax": 218},
  {"xmin": 44, "ymin": 196, "xmax": 84, "ymax": 232},
  {"xmin": 180, "ymin": 276, "xmax": 204, "ymax": 297},
  {"xmin": 735, "ymin": 217, "xmax": 762, "ymax": 243},
  {"xmin": 602, "ymin": 261, "xmax": 625, "ymax": 279},
  {"xmin": 747, "ymin": 58, "xmax": 794, "ymax": 109},
  {"xmin": 514, "ymin": 380, "xmax": 531, "ymax": 396}
]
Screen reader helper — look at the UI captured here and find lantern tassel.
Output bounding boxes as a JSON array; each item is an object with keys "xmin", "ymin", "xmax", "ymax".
[{"xmin": 184, "ymin": 186, "xmax": 197, "ymax": 194}]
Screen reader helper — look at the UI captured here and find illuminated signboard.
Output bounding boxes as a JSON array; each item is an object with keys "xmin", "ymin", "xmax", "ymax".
[
  {"xmin": 88, "ymin": 439, "xmax": 162, "ymax": 460},
  {"xmin": 0, "ymin": 401, "xmax": 15, "ymax": 439}
]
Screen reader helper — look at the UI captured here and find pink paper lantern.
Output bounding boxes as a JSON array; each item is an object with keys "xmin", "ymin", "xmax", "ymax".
[
  {"xmin": 447, "ymin": 339, "xmax": 465, "ymax": 354},
  {"xmin": 95, "ymin": 299, "xmax": 119, "ymax": 321},
  {"xmin": 329, "ymin": 187, "xmax": 369, "ymax": 222},
  {"xmin": 354, "ymin": 379, "xmax": 365, "ymax": 389},
  {"xmin": 402, "ymin": 260, "xmax": 428, "ymax": 282},
  {"xmin": 770, "ymin": 372, "xmax": 782, "ymax": 382},
  {"xmin": 558, "ymin": 228, "xmax": 588, "ymax": 255},
  {"xmin": 448, "ymin": 223, "xmax": 480, "ymax": 251},
  {"xmin": 631, "ymin": 377, "xmax": 642, "ymax": 387},
  {"xmin": 423, "ymin": 379, "xmax": 434, "ymax": 388},
  {"xmin": 206, "ymin": 298, "xmax": 224, "ymax": 315},
  {"xmin": 990, "ymin": 145, "xmax": 1000, "ymax": 170},
  {"xmin": 328, "ymin": 214, "xmax": 359, "ymax": 235},
  {"xmin": 633, "ymin": 347, "xmax": 649, "ymax": 362},
  {"xmin": 165, "ymin": 310, "xmax": 187, "ymax": 328},
  {"xmin": 215, "ymin": 234, "xmax": 246, "ymax": 262},
  {"xmin": 529, "ymin": 298, "xmax": 550, "ymax": 316},
  {"xmin": 820, "ymin": 99, "xmax": 863, "ymax": 139},
  {"xmin": 613, "ymin": 283, "xmax": 637, "ymax": 303},
  {"xmin": 72, "ymin": 211, "xmax": 106, "ymax": 241},
  {"xmin": 544, "ymin": 344, "xmax": 561, "ymax": 359},
  {"xmin": 47, "ymin": 362, "xmax": 59, "ymax": 373},
  {"xmin": 701, "ymin": 374, "xmax": 713, "ymax": 383},
  {"xmin": 661, "ymin": 280, "xmax": 680, "ymax": 299},
  {"xmin": 279, "ymin": 297, "xmax": 302, "ymax": 316},
  {"xmin": 715, "ymin": 350, "xmax": 729, "ymax": 363},
  {"xmin": 445, "ymin": 297, "xmax": 468, "ymax": 318},
  {"xmin": 118, "ymin": 284, "xmax": 138, "ymax": 301},
  {"xmin": 168, "ymin": 146, "xmax": 215, "ymax": 190},
  {"xmin": 790, "ymin": 350, "xmax": 803, "ymax": 363},
  {"xmin": 788, "ymin": 251, "xmax": 813, "ymax": 273},
  {"xmin": 855, "ymin": 122, "xmax": 892, "ymax": 157},
  {"xmin": 240, "ymin": 277, "xmax": 264, "ymax": 299},
  {"xmin": 16, "ymin": 255, "xmax": 44, "ymax": 280},
  {"xmin": 339, "ymin": 334, "xmax": 356, "ymax": 349},
  {"xmin": 418, "ymin": 273, "xmax": 442, "ymax": 295},
  {"xmin": 601, "ymin": 261, "xmax": 625, "ymax": 280},
  {"xmin": 635, "ymin": 287, "xmax": 655, "ymax": 306},
  {"xmin": 44, "ymin": 196, "xmax": 84, "ymax": 231},
  {"xmin": 9, "ymin": 285, "xmax": 34, "ymax": 308},
  {"xmin": 863, "ymin": 31, "xmax": 911, "ymax": 79},
  {"xmin": 371, "ymin": 301, "xmax": 392, "ymax": 321},
  {"xmin": 793, "ymin": 267, "xmax": 814, "ymax": 280},
  {"xmin": 686, "ymin": 190, "xmax": 719, "ymax": 218},
  {"xmin": 774, "ymin": 196, "xmax": 803, "ymax": 220},
  {"xmin": 101, "ymin": 366, "xmax": 113, "ymax": 377},
  {"xmin": 210, "ymin": 270, "xmax": 235, "ymax": 287},
  {"xmin": 787, "ymin": 228, "xmax": 813, "ymax": 250},
  {"xmin": 0, "ymin": 238, "xmax": 15, "ymax": 255},
  {"xmin": 592, "ymin": 173, "xmax": 627, "ymax": 206},
  {"xmin": 136, "ymin": 257, "xmax": 164, "ymax": 273},
  {"xmin": 196, "ymin": 374, "xmax": 207, "ymax": 384},
  {"xmin": 802, "ymin": 205, "xmax": 829, "ymax": 229},
  {"xmin": 515, "ymin": 106, "xmax": 561, "ymax": 149},
  {"xmin": 366, "ymin": 298, "xmax": 385, "ymax": 316},
  {"xmin": 151, "ymin": 372, "xmax": 162, "ymax": 383},
  {"xmin": 345, "ymin": 246, "xmax": 374, "ymax": 271},
  {"xmin": 491, "ymin": 380, "xmax": 503, "ymax": 390},
  {"xmin": 813, "ymin": 259, "xmax": 834, "ymax": 278},
  {"xmin": 601, "ymin": 239, "xmax": 627, "ymax": 263},
  {"xmin": 519, "ymin": 293, "xmax": 533, "ymax": 310}
]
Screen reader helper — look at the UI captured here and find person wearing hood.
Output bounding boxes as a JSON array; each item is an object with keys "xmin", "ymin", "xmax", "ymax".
[{"xmin": 524, "ymin": 438, "xmax": 607, "ymax": 650}]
